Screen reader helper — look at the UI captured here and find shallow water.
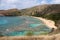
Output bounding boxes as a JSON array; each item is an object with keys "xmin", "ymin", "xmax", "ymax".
[{"xmin": 0, "ymin": 16, "xmax": 51, "ymax": 36}]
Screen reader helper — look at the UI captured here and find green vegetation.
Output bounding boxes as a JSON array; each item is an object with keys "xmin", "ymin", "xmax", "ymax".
[
  {"xmin": 43, "ymin": 13, "xmax": 60, "ymax": 22},
  {"xmin": 40, "ymin": 31, "xmax": 49, "ymax": 35},
  {"xmin": 32, "ymin": 11, "xmax": 43, "ymax": 17},
  {"xmin": 5, "ymin": 11, "xmax": 22, "ymax": 16},
  {"xmin": 26, "ymin": 31, "xmax": 34, "ymax": 36},
  {"xmin": 0, "ymin": 32, "xmax": 4, "ymax": 37}
]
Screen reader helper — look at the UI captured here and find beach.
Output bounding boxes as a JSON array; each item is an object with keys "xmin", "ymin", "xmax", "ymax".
[{"xmin": 33, "ymin": 17, "xmax": 57, "ymax": 29}]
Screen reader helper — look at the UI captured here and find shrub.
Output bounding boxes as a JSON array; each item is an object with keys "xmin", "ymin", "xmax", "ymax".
[
  {"xmin": 26, "ymin": 31, "xmax": 34, "ymax": 36},
  {"xmin": 0, "ymin": 32, "xmax": 4, "ymax": 37}
]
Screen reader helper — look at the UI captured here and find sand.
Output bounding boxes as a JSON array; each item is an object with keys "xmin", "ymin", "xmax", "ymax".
[{"xmin": 33, "ymin": 17, "xmax": 57, "ymax": 29}]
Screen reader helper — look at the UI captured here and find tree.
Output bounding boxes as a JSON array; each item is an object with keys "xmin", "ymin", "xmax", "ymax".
[{"xmin": 43, "ymin": 13, "xmax": 60, "ymax": 22}]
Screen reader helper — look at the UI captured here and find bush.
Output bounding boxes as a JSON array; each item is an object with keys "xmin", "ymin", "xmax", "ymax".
[
  {"xmin": 26, "ymin": 31, "xmax": 34, "ymax": 36},
  {"xmin": 0, "ymin": 32, "xmax": 4, "ymax": 37},
  {"xmin": 40, "ymin": 31, "xmax": 49, "ymax": 35}
]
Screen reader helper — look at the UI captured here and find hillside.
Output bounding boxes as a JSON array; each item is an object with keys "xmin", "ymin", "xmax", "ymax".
[
  {"xmin": 0, "ymin": 9, "xmax": 21, "ymax": 16},
  {"xmin": 0, "ymin": 4, "xmax": 60, "ymax": 16}
]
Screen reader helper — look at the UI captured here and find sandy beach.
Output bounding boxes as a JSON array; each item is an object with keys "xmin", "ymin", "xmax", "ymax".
[{"xmin": 33, "ymin": 17, "xmax": 57, "ymax": 29}]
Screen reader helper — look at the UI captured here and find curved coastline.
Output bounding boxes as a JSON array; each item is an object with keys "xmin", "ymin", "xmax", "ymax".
[{"xmin": 33, "ymin": 16, "xmax": 57, "ymax": 29}]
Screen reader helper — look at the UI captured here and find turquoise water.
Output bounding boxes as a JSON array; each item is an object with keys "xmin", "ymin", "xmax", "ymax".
[
  {"xmin": 0, "ymin": 16, "xmax": 51, "ymax": 36},
  {"xmin": 29, "ymin": 24, "xmax": 41, "ymax": 28}
]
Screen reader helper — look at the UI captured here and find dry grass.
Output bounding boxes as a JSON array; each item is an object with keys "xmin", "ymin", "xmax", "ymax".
[{"xmin": 0, "ymin": 34, "xmax": 60, "ymax": 40}]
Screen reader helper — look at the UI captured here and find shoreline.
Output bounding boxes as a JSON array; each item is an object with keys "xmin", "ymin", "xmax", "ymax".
[{"xmin": 33, "ymin": 17, "xmax": 57, "ymax": 29}]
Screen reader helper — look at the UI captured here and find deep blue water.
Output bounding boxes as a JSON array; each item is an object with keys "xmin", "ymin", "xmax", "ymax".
[{"xmin": 0, "ymin": 16, "xmax": 52, "ymax": 36}]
